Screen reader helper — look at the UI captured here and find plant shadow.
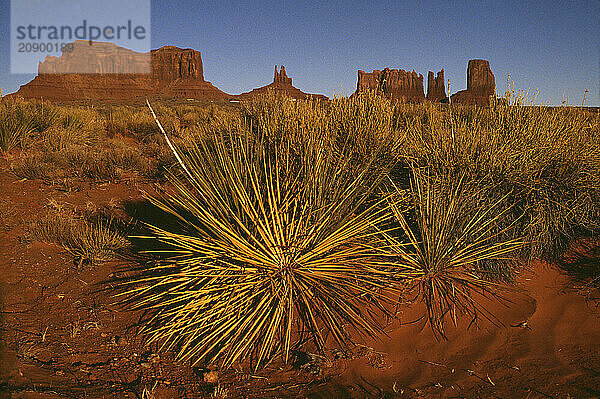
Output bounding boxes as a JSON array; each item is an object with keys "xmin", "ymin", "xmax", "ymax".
[{"xmin": 557, "ymin": 240, "xmax": 600, "ymax": 287}]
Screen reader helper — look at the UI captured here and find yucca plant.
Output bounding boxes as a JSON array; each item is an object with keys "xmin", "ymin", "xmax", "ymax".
[
  {"xmin": 1, "ymin": 97, "xmax": 59, "ymax": 136},
  {"xmin": 122, "ymin": 102, "xmax": 399, "ymax": 370},
  {"xmin": 382, "ymin": 167, "xmax": 525, "ymax": 339},
  {"xmin": 0, "ymin": 104, "xmax": 36, "ymax": 152},
  {"xmin": 0, "ymin": 117, "xmax": 34, "ymax": 152}
]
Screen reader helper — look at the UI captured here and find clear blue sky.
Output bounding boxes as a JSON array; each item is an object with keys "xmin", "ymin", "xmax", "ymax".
[{"xmin": 1, "ymin": 0, "xmax": 598, "ymax": 105}]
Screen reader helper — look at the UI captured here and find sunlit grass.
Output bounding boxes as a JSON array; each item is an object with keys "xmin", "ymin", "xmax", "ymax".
[
  {"xmin": 381, "ymin": 167, "xmax": 525, "ymax": 338},
  {"xmin": 122, "ymin": 102, "xmax": 401, "ymax": 369},
  {"xmin": 3, "ymin": 92, "xmax": 599, "ymax": 368}
]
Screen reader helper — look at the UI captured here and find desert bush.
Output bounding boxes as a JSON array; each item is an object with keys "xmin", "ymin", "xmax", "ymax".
[
  {"xmin": 0, "ymin": 97, "xmax": 60, "ymax": 136},
  {"xmin": 29, "ymin": 211, "xmax": 129, "ymax": 267},
  {"xmin": 123, "ymin": 104, "xmax": 399, "ymax": 369},
  {"xmin": 395, "ymin": 99, "xmax": 600, "ymax": 261},
  {"xmin": 32, "ymin": 106, "xmax": 102, "ymax": 150},
  {"xmin": 11, "ymin": 141, "xmax": 149, "ymax": 182},
  {"xmin": 0, "ymin": 99, "xmax": 37, "ymax": 151},
  {"xmin": 0, "ymin": 114, "xmax": 35, "ymax": 152},
  {"xmin": 242, "ymin": 91, "xmax": 397, "ymax": 184},
  {"xmin": 381, "ymin": 167, "xmax": 525, "ymax": 338},
  {"xmin": 328, "ymin": 91, "xmax": 399, "ymax": 162}
]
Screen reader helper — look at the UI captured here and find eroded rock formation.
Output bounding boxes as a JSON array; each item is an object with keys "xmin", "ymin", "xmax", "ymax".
[
  {"xmin": 355, "ymin": 68, "xmax": 425, "ymax": 103},
  {"xmin": 14, "ymin": 41, "xmax": 230, "ymax": 102},
  {"xmin": 37, "ymin": 41, "xmax": 150, "ymax": 75},
  {"xmin": 273, "ymin": 65, "xmax": 292, "ymax": 85},
  {"xmin": 237, "ymin": 65, "xmax": 327, "ymax": 100},
  {"xmin": 450, "ymin": 59, "xmax": 495, "ymax": 106},
  {"xmin": 151, "ymin": 46, "xmax": 204, "ymax": 82},
  {"xmin": 426, "ymin": 69, "xmax": 447, "ymax": 102},
  {"xmin": 15, "ymin": 44, "xmax": 498, "ymax": 107}
]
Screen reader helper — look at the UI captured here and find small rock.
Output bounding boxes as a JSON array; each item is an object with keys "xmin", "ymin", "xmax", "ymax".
[
  {"xmin": 203, "ymin": 370, "xmax": 219, "ymax": 384},
  {"xmin": 149, "ymin": 353, "xmax": 160, "ymax": 364},
  {"xmin": 140, "ymin": 362, "xmax": 152, "ymax": 369}
]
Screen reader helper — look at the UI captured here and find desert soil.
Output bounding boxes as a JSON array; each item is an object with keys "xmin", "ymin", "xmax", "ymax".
[{"xmin": 1, "ymin": 156, "xmax": 599, "ymax": 399}]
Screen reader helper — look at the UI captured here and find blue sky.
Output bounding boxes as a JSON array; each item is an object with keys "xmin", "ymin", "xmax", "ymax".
[{"xmin": 1, "ymin": 0, "xmax": 598, "ymax": 105}]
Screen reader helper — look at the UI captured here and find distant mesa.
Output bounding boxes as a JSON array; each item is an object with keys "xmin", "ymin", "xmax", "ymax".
[
  {"xmin": 13, "ymin": 41, "xmax": 230, "ymax": 102},
  {"xmin": 355, "ymin": 68, "xmax": 425, "ymax": 103},
  {"xmin": 13, "ymin": 43, "xmax": 497, "ymax": 107},
  {"xmin": 37, "ymin": 41, "xmax": 151, "ymax": 75},
  {"xmin": 354, "ymin": 60, "xmax": 495, "ymax": 106},
  {"xmin": 236, "ymin": 65, "xmax": 328, "ymax": 101},
  {"xmin": 450, "ymin": 59, "xmax": 496, "ymax": 106}
]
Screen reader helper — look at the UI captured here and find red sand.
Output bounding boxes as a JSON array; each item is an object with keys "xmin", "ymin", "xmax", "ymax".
[
  {"xmin": 0, "ymin": 156, "xmax": 599, "ymax": 398},
  {"xmin": 305, "ymin": 264, "xmax": 600, "ymax": 398}
]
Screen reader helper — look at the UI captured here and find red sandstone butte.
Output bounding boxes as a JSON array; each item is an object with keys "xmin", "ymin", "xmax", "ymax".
[
  {"xmin": 426, "ymin": 69, "xmax": 447, "ymax": 102},
  {"xmin": 354, "ymin": 68, "xmax": 425, "ymax": 103},
  {"xmin": 13, "ymin": 41, "xmax": 230, "ymax": 102},
  {"xmin": 450, "ymin": 59, "xmax": 496, "ymax": 106},
  {"xmin": 236, "ymin": 65, "xmax": 328, "ymax": 100}
]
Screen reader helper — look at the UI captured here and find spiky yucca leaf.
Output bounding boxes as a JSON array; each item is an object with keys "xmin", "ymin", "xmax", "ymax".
[
  {"xmin": 124, "ymin": 107, "xmax": 398, "ymax": 369},
  {"xmin": 0, "ymin": 115, "xmax": 35, "ymax": 151},
  {"xmin": 383, "ymin": 167, "xmax": 525, "ymax": 339}
]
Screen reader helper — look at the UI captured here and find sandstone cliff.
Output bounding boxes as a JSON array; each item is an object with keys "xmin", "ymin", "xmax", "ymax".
[
  {"xmin": 450, "ymin": 59, "xmax": 495, "ymax": 106},
  {"xmin": 355, "ymin": 68, "xmax": 425, "ymax": 103},
  {"xmin": 426, "ymin": 69, "xmax": 447, "ymax": 102},
  {"xmin": 14, "ymin": 41, "xmax": 230, "ymax": 102}
]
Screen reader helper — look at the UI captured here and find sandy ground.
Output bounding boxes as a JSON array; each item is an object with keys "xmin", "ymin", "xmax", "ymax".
[{"xmin": 1, "ymin": 157, "xmax": 599, "ymax": 399}]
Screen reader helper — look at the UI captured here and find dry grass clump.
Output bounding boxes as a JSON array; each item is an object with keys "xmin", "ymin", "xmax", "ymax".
[
  {"xmin": 29, "ymin": 211, "xmax": 129, "ymax": 267},
  {"xmin": 0, "ymin": 98, "xmax": 37, "ymax": 151},
  {"xmin": 328, "ymin": 91, "xmax": 400, "ymax": 162},
  {"xmin": 0, "ymin": 98, "xmax": 104, "ymax": 153},
  {"xmin": 0, "ymin": 114, "xmax": 35, "ymax": 152},
  {"xmin": 396, "ymin": 97, "xmax": 600, "ymax": 261},
  {"xmin": 10, "ymin": 141, "xmax": 149, "ymax": 183},
  {"xmin": 1, "ymin": 97, "xmax": 60, "ymax": 138},
  {"xmin": 382, "ymin": 167, "xmax": 524, "ymax": 338},
  {"xmin": 123, "ymin": 101, "xmax": 400, "ymax": 370},
  {"xmin": 10, "ymin": 150, "xmax": 69, "ymax": 182},
  {"xmin": 241, "ymin": 91, "xmax": 397, "ymax": 184},
  {"xmin": 71, "ymin": 142, "xmax": 149, "ymax": 181},
  {"xmin": 40, "ymin": 107, "xmax": 102, "ymax": 150}
]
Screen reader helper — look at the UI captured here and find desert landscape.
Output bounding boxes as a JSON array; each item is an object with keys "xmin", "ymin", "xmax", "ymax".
[
  {"xmin": 1, "ymin": 2, "xmax": 600, "ymax": 398},
  {"xmin": 0, "ymin": 42, "xmax": 599, "ymax": 398}
]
